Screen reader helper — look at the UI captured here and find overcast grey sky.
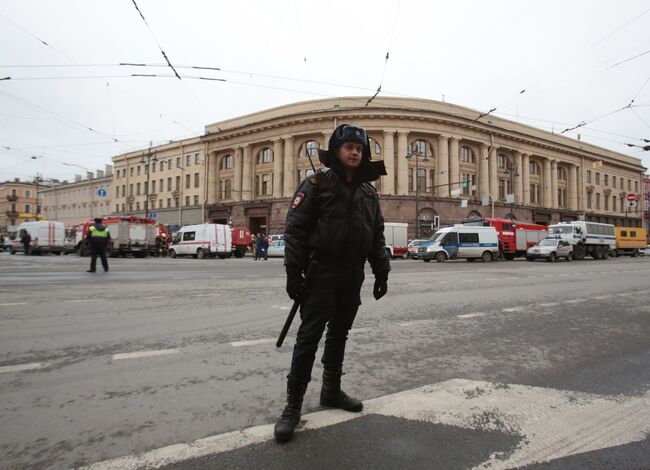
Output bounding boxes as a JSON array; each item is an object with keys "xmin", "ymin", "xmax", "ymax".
[{"xmin": 1, "ymin": 0, "xmax": 649, "ymax": 183}]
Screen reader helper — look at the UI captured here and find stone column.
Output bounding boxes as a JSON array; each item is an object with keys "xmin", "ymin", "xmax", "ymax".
[
  {"xmin": 551, "ymin": 160, "xmax": 558, "ymax": 209},
  {"xmin": 514, "ymin": 151, "xmax": 523, "ymax": 204},
  {"xmin": 522, "ymin": 153, "xmax": 530, "ymax": 205},
  {"xmin": 396, "ymin": 131, "xmax": 409, "ymax": 195},
  {"xmin": 568, "ymin": 164, "xmax": 578, "ymax": 210},
  {"xmin": 382, "ymin": 131, "xmax": 395, "ymax": 195},
  {"xmin": 479, "ymin": 143, "xmax": 489, "ymax": 199},
  {"xmin": 233, "ymin": 146, "xmax": 243, "ymax": 202},
  {"xmin": 282, "ymin": 137, "xmax": 296, "ymax": 197},
  {"xmin": 322, "ymin": 132, "xmax": 330, "ymax": 150},
  {"xmin": 489, "ymin": 146, "xmax": 498, "ymax": 198},
  {"xmin": 437, "ymin": 135, "xmax": 450, "ymax": 197},
  {"xmin": 543, "ymin": 158, "xmax": 552, "ymax": 208},
  {"xmin": 242, "ymin": 144, "xmax": 252, "ymax": 201},
  {"xmin": 273, "ymin": 139, "xmax": 284, "ymax": 198},
  {"xmin": 448, "ymin": 137, "xmax": 460, "ymax": 197}
]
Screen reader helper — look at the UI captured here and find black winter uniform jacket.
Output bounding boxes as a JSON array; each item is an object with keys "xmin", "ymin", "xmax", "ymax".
[{"xmin": 283, "ymin": 169, "xmax": 391, "ymax": 278}]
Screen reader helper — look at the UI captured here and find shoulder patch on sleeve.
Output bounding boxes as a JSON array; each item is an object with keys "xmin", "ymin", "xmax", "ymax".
[{"xmin": 291, "ymin": 192, "xmax": 306, "ymax": 209}]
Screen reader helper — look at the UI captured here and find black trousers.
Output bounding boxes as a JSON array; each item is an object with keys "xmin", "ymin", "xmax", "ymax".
[
  {"xmin": 289, "ymin": 263, "xmax": 364, "ymax": 383},
  {"xmin": 90, "ymin": 242, "xmax": 109, "ymax": 272}
]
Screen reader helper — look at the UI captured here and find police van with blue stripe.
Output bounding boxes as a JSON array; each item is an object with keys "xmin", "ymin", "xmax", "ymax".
[{"xmin": 418, "ymin": 225, "xmax": 499, "ymax": 263}]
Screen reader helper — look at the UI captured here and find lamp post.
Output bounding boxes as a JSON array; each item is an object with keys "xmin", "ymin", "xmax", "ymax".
[
  {"xmin": 139, "ymin": 144, "xmax": 158, "ymax": 219},
  {"xmin": 406, "ymin": 147, "xmax": 429, "ymax": 238},
  {"xmin": 504, "ymin": 162, "xmax": 519, "ymax": 220}
]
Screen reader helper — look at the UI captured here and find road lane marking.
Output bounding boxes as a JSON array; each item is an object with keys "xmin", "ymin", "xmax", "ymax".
[
  {"xmin": 112, "ymin": 349, "xmax": 179, "ymax": 361},
  {"xmin": 82, "ymin": 378, "xmax": 650, "ymax": 470},
  {"xmin": 398, "ymin": 319, "xmax": 436, "ymax": 327},
  {"xmin": 0, "ymin": 302, "xmax": 27, "ymax": 306},
  {"xmin": 457, "ymin": 312, "xmax": 485, "ymax": 319},
  {"xmin": 230, "ymin": 338, "xmax": 275, "ymax": 348},
  {"xmin": 484, "ymin": 278, "xmax": 499, "ymax": 281},
  {"xmin": 66, "ymin": 298, "xmax": 101, "ymax": 303},
  {"xmin": 563, "ymin": 299, "xmax": 581, "ymax": 304},
  {"xmin": 0, "ymin": 362, "xmax": 46, "ymax": 374},
  {"xmin": 502, "ymin": 306, "xmax": 526, "ymax": 313},
  {"xmin": 142, "ymin": 296, "xmax": 163, "ymax": 300},
  {"xmin": 539, "ymin": 302, "xmax": 558, "ymax": 307},
  {"xmin": 593, "ymin": 295, "xmax": 612, "ymax": 300}
]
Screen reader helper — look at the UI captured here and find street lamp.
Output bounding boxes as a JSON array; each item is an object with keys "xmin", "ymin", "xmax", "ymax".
[
  {"xmin": 406, "ymin": 147, "xmax": 429, "ymax": 238},
  {"xmin": 139, "ymin": 144, "xmax": 158, "ymax": 219},
  {"xmin": 504, "ymin": 162, "xmax": 519, "ymax": 220}
]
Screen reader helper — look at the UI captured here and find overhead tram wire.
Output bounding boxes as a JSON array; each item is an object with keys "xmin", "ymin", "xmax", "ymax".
[
  {"xmin": 366, "ymin": 0, "xmax": 401, "ymax": 107},
  {"xmin": 0, "ymin": 13, "xmax": 199, "ymax": 138},
  {"xmin": 475, "ymin": 6, "xmax": 650, "ymax": 122}
]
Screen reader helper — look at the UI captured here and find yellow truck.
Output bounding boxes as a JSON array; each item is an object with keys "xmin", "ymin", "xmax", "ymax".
[{"xmin": 614, "ymin": 227, "xmax": 647, "ymax": 257}]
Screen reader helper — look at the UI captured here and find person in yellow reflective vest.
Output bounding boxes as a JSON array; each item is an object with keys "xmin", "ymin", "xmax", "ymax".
[{"xmin": 86, "ymin": 217, "xmax": 111, "ymax": 272}]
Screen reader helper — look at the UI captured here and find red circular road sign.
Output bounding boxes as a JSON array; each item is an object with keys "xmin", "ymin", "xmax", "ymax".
[{"xmin": 626, "ymin": 193, "xmax": 637, "ymax": 202}]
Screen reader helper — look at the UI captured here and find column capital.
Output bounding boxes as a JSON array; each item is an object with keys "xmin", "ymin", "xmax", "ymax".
[
  {"xmin": 448, "ymin": 135, "xmax": 460, "ymax": 143},
  {"xmin": 438, "ymin": 134, "xmax": 451, "ymax": 140},
  {"xmin": 383, "ymin": 130, "xmax": 395, "ymax": 136}
]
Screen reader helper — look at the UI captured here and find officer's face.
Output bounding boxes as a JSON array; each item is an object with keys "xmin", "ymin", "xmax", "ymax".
[{"xmin": 337, "ymin": 142, "xmax": 363, "ymax": 170}]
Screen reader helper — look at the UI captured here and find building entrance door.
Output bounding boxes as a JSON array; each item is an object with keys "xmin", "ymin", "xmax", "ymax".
[{"xmin": 249, "ymin": 216, "xmax": 267, "ymax": 234}]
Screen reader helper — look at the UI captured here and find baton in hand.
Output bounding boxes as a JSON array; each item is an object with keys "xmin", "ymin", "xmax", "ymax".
[{"xmin": 276, "ymin": 298, "xmax": 300, "ymax": 348}]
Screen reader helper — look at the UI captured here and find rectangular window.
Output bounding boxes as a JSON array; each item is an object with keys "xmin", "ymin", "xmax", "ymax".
[
  {"xmin": 635, "ymin": 181, "xmax": 639, "ymax": 193},
  {"xmin": 176, "ymin": 157, "xmax": 181, "ymax": 168},
  {"xmin": 167, "ymin": 178, "xmax": 172, "ymax": 191},
  {"xmin": 158, "ymin": 199, "xmax": 162, "ymax": 208},
  {"xmin": 195, "ymin": 153, "xmax": 200, "ymax": 164},
  {"xmin": 25, "ymin": 190, "xmax": 32, "ymax": 198},
  {"xmin": 416, "ymin": 168, "xmax": 425, "ymax": 192},
  {"xmin": 498, "ymin": 178, "xmax": 506, "ymax": 200},
  {"xmin": 136, "ymin": 183, "xmax": 141, "ymax": 195},
  {"xmin": 122, "ymin": 185, "xmax": 125, "ymax": 197},
  {"xmin": 25, "ymin": 204, "xmax": 31, "ymax": 213},
  {"xmin": 628, "ymin": 179, "xmax": 631, "ymax": 191},
  {"xmin": 621, "ymin": 230, "xmax": 628, "ymax": 237},
  {"xmin": 185, "ymin": 196, "xmax": 190, "ymax": 206},
  {"xmin": 587, "ymin": 192, "xmax": 592, "ymax": 209},
  {"xmin": 116, "ymin": 204, "xmax": 119, "ymax": 212},
  {"xmin": 262, "ymin": 174, "xmax": 270, "ymax": 195},
  {"xmin": 136, "ymin": 201, "xmax": 140, "ymax": 211},
  {"xmin": 151, "ymin": 162, "xmax": 155, "ymax": 173},
  {"xmin": 587, "ymin": 170, "xmax": 592, "ymax": 183},
  {"xmin": 186, "ymin": 155, "xmax": 191, "ymax": 167},
  {"xmin": 152, "ymin": 180, "xmax": 156, "ymax": 193},
  {"xmin": 193, "ymin": 195, "xmax": 199, "ymax": 206},
  {"xmin": 175, "ymin": 176, "xmax": 180, "ymax": 190},
  {"xmin": 613, "ymin": 196, "xmax": 616, "ymax": 212},
  {"xmin": 130, "ymin": 167, "xmax": 134, "ymax": 177},
  {"xmin": 620, "ymin": 197, "xmax": 624, "ymax": 212},
  {"xmin": 459, "ymin": 232, "xmax": 479, "ymax": 244},
  {"xmin": 160, "ymin": 161, "xmax": 164, "ymax": 172},
  {"xmin": 129, "ymin": 184, "xmax": 133, "ymax": 196},
  {"xmin": 168, "ymin": 160, "xmax": 172, "ymax": 170},
  {"xmin": 605, "ymin": 195, "xmax": 609, "ymax": 211},
  {"xmin": 631, "ymin": 231, "xmax": 637, "ymax": 237},
  {"xmin": 151, "ymin": 200, "xmax": 155, "ymax": 210},
  {"xmin": 122, "ymin": 203, "xmax": 125, "ymax": 212},
  {"xmin": 182, "ymin": 231, "xmax": 196, "ymax": 241},
  {"xmin": 604, "ymin": 174, "xmax": 608, "ymax": 186},
  {"xmin": 595, "ymin": 172, "xmax": 600, "ymax": 185},
  {"xmin": 167, "ymin": 198, "xmax": 171, "ymax": 208},
  {"xmin": 408, "ymin": 169, "xmax": 413, "ymax": 192},
  {"xmin": 596, "ymin": 193, "xmax": 600, "ymax": 210},
  {"xmin": 613, "ymin": 176, "xmax": 616, "ymax": 188},
  {"xmin": 144, "ymin": 181, "xmax": 148, "ymax": 194},
  {"xmin": 116, "ymin": 186, "xmax": 120, "ymax": 198},
  {"xmin": 137, "ymin": 166, "xmax": 141, "ymax": 176},
  {"xmin": 174, "ymin": 197, "xmax": 179, "ymax": 208},
  {"xmin": 185, "ymin": 174, "xmax": 191, "ymax": 189},
  {"xmin": 194, "ymin": 172, "xmax": 200, "ymax": 188},
  {"xmin": 159, "ymin": 179, "xmax": 163, "ymax": 191},
  {"xmin": 225, "ymin": 180, "xmax": 232, "ymax": 199}
]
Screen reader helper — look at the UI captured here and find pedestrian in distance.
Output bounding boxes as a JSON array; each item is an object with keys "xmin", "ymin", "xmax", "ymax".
[
  {"xmin": 20, "ymin": 229, "xmax": 31, "ymax": 255},
  {"xmin": 86, "ymin": 217, "xmax": 111, "ymax": 273},
  {"xmin": 274, "ymin": 124, "xmax": 390, "ymax": 442},
  {"xmin": 255, "ymin": 233, "xmax": 264, "ymax": 261},
  {"xmin": 262, "ymin": 232, "xmax": 270, "ymax": 260}
]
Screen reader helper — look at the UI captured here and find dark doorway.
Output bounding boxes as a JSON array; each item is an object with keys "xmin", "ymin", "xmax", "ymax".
[
  {"xmin": 212, "ymin": 218, "xmax": 228, "ymax": 224},
  {"xmin": 249, "ymin": 216, "xmax": 267, "ymax": 234}
]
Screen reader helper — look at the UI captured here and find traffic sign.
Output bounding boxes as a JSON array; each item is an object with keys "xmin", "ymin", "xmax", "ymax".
[
  {"xmin": 149, "ymin": 212, "xmax": 157, "ymax": 219},
  {"xmin": 626, "ymin": 193, "xmax": 637, "ymax": 203},
  {"xmin": 96, "ymin": 188, "xmax": 107, "ymax": 197},
  {"xmin": 627, "ymin": 201, "xmax": 637, "ymax": 208}
]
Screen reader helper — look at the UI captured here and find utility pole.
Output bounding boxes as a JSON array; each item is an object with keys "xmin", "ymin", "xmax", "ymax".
[{"xmin": 406, "ymin": 147, "xmax": 428, "ymax": 238}]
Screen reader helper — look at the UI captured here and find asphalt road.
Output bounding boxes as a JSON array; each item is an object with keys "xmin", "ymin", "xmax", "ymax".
[{"xmin": 0, "ymin": 251, "xmax": 649, "ymax": 469}]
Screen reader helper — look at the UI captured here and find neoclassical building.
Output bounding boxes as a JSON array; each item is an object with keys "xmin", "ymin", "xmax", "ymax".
[{"xmin": 200, "ymin": 97, "xmax": 646, "ymax": 236}]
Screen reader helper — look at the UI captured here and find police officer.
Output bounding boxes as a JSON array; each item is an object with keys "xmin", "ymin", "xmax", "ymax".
[
  {"xmin": 274, "ymin": 124, "xmax": 390, "ymax": 442},
  {"xmin": 86, "ymin": 217, "xmax": 111, "ymax": 272}
]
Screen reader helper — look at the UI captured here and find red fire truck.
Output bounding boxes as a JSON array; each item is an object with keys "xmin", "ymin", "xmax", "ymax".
[
  {"xmin": 463, "ymin": 217, "xmax": 548, "ymax": 260},
  {"xmin": 74, "ymin": 216, "xmax": 157, "ymax": 257}
]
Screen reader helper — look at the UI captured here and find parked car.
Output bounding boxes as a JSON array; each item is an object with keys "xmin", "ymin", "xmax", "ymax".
[
  {"xmin": 407, "ymin": 239, "xmax": 427, "ymax": 259},
  {"xmin": 418, "ymin": 226, "xmax": 499, "ymax": 263},
  {"xmin": 642, "ymin": 244, "xmax": 650, "ymax": 257},
  {"xmin": 526, "ymin": 238, "xmax": 573, "ymax": 262},
  {"xmin": 266, "ymin": 240, "xmax": 285, "ymax": 257},
  {"xmin": 269, "ymin": 234, "xmax": 284, "ymax": 243}
]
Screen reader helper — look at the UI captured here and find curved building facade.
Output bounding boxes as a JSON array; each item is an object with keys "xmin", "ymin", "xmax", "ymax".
[{"xmin": 200, "ymin": 97, "xmax": 645, "ymax": 236}]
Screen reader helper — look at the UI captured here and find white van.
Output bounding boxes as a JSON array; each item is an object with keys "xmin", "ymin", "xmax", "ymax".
[
  {"xmin": 169, "ymin": 224, "xmax": 232, "ymax": 259},
  {"xmin": 11, "ymin": 221, "xmax": 65, "ymax": 255},
  {"xmin": 417, "ymin": 225, "xmax": 499, "ymax": 262}
]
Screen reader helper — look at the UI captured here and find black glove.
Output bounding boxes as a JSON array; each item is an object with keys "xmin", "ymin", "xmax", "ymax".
[
  {"xmin": 373, "ymin": 273, "xmax": 388, "ymax": 300},
  {"xmin": 286, "ymin": 269, "xmax": 305, "ymax": 300}
]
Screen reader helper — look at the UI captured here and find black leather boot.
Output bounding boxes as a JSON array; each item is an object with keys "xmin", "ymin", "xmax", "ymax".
[
  {"xmin": 274, "ymin": 379, "xmax": 308, "ymax": 442},
  {"xmin": 320, "ymin": 368, "xmax": 363, "ymax": 412}
]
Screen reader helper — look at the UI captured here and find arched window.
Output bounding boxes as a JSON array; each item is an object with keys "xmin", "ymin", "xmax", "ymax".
[
  {"xmin": 529, "ymin": 161, "xmax": 540, "ymax": 175},
  {"xmin": 460, "ymin": 146, "xmax": 475, "ymax": 163},
  {"xmin": 497, "ymin": 154, "xmax": 509, "ymax": 169},
  {"xmin": 408, "ymin": 139, "xmax": 433, "ymax": 157},
  {"xmin": 220, "ymin": 154, "xmax": 233, "ymax": 170},
  {"xmin": 299, "ymin": 140, "xmax": 321, "ymax": 158},
  {"xmin": 557, "ymin": 167, "xmax": 567, "ymax": 180},
  {"xmin": 257, "ymin": 148, "xmax": 273, "ymax": 165},
  {"xmin": 467, "ymin": 210, "xmax": 482, "ymax": 219}
]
